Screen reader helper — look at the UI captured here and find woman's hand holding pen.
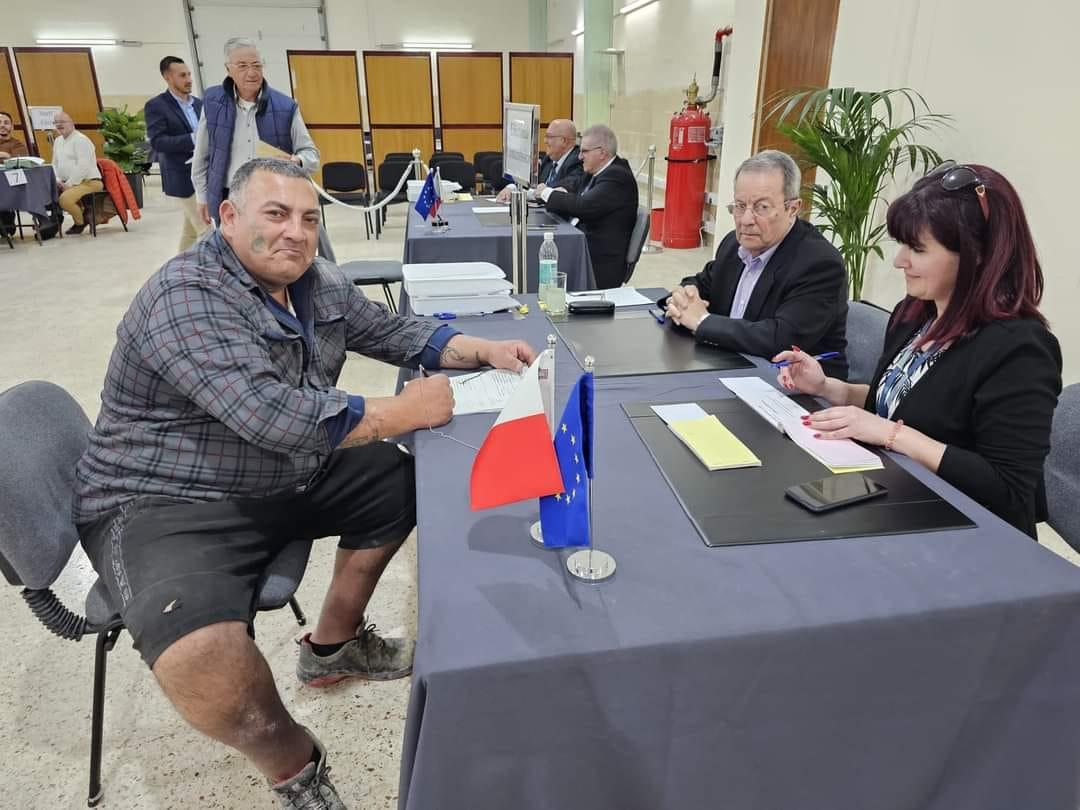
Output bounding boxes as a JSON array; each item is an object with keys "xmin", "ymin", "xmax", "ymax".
[{"xmin": 772, "ymin": 346, "xmax": 827, "ymax": 396}]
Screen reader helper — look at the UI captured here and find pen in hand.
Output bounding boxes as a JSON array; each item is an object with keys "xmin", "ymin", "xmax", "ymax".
[{"xmin": 771, "ymin": 351, "xmax": 841, "ymax": 368}]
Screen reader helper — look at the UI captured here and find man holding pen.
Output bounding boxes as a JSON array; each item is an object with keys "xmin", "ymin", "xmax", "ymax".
[{"xmin": 660, "ymin": 149, "xmax": 850, "ymax": 378}]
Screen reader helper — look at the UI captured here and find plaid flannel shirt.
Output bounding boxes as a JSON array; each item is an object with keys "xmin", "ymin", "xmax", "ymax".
[{"xmin": 74, "ymin": 231, "xmax": 450, "ymax": 524}]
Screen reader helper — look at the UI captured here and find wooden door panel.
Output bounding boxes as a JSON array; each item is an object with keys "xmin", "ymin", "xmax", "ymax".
[
  {"xmin": 363, "ymin": 53, "xmax": 434, "ymax": 125},
  {"xmin": 437, "ymin": 53, "xmax": 502, "ymax": 126},
  {"xmin": 288, "ymin": 52, "xmax": 362, "ymax": 126},
  {"xmin": 509, "ymin": 54, "xmax": 573, "ymax": 126},
  {"xmin": 371, "ymin": 129, "xmax": 434, "ymax": 186},
  {"xmin": 308, "ymin": 128, "xmax": 365, "ymax": 187}
]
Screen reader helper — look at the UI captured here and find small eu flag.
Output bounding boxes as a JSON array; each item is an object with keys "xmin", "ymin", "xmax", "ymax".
[
  {"xmin": 538, "ymin": 372, "xmax": 595, "ymax": 548},
  {"xmin": 414, "ymin": 168, "xmax": 440, "ymax": 220}
]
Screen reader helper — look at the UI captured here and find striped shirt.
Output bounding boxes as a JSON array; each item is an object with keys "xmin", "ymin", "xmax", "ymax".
[{"xmin": 75, "ymin": 230, "xmax": 453, "ymax": 523}]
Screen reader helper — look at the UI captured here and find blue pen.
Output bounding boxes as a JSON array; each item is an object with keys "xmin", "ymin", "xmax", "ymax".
[
  {"xmin": 433, "ymin": 312, "xmax": 457, "ymax": 320},
  {"xmin": 771, "ymin": 351, "xmax": 841, "ymax": 368},
  {"xmin": 648, "ymin": 307, "xmax": 666, "ymax": 325}
]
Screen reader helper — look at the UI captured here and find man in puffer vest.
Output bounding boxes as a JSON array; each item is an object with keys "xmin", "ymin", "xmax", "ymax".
[{"xmin": 192, "ymin": 36, "xmax": 320, "ymax": 226}]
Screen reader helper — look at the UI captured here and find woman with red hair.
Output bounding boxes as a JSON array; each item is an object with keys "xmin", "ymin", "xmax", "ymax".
[{"xmin": 775, "ymin": 162, "xmax": 1062, "ymax": 537}]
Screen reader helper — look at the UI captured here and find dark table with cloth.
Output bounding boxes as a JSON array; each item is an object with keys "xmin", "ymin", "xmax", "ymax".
[
  {"xmin": 403, "ymin": 200, "xmax": 596, "ymax": 292},
  {"xmin": 396, "ymin": 297, "xmax": 1080, "ymax": 810},
  {"xmin": 0, "ymin": 165, "xmax": 58, "ymax": 218}
]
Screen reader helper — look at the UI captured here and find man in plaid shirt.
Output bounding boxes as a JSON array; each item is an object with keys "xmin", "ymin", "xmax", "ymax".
[{"xmin": 74, "ymin": 158, "xmax": 535, "ymax": 809}]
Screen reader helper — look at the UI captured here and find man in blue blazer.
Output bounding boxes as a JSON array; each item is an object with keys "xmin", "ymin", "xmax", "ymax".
[{"xmin": 145, "ymin": 56, "xmax": 208, "ymax": 252}]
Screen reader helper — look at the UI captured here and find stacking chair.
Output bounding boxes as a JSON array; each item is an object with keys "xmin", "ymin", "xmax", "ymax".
[
  {"xmin": 81, "ymin": 191, "xmax": 129, "ymax": 238},
  {"xmin": 321, "ymin": 161, "xmax": 376, "ymax": 240},
  {"xmin": 623, "ymin": 207, "xmax": 651, "ymax": 285},
  {"xmin": 373, "ymin": 158, "xmax": 414, "ymax": 226},
  {"xmin": 845, "ymin": 300, "xmax": 891, "ymax": 384},
  {"xmin": 0, "ymin": 380, "xmax": 313, "ymax": 807},
  {"xmin": 435, "ymin": 160, "xmax": 476, "ymax": 194},
  {"xmin": 483, "ymin": 157, "xmax": 509, "ymax": 192},
  {"xmin": 428, "ymin": 151, "xmax": 464, "ymax": 169},
  {"xmin": 1045, "ymin": 383, "xmax": 1080, "ymax": 553},
  {"xmin": 473, "ymin": 151, "xmax": 502, "ymax": 193},
  {"xmin": 317, "ymin": 225, "xmax": 402, "ymax": 313},
  {"xmin": 384, "ymin": 152, "xmax": 415, "ymax": 162}
]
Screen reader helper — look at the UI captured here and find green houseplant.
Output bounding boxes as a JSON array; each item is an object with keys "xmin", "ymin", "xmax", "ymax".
[
  {"xmin": 766, "ymin": 87, "xmax": 951, "ymax": 300},
  {"xmin": 97, "ymin": 105, "xmax": 149, "ymax": 207}
]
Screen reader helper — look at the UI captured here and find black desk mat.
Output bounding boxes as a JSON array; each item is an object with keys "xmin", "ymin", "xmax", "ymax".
[
  {"xmin": 475, "ymin": 210, "xmax": 563, "ymax": 227},
  {"xmin": 624, "ymin": 397, "xmax": 975, "ymax": 547},
  {"xmin": 552, "ymin": 309, "xmax": 753, "ymax": 377}
]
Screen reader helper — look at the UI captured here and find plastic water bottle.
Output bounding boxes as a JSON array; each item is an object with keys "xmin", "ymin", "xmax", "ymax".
[{"xmin": 538, "ymin": 232, "xmax": 559, "ymax": 310}]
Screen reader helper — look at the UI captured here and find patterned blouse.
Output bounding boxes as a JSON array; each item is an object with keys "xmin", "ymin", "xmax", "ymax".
[{"xmin": 874, "ymin": 321, "xmax": 949, "ymax": 419}]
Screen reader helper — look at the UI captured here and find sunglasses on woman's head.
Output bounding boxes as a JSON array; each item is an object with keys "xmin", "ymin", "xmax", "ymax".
[{"xmin": 927, "ymin": 160, "xmax": 989, "ymax": 221}]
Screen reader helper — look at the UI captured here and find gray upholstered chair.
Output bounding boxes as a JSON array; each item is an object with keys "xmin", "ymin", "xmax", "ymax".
[
  {"xmin": 0, "ymin": 381, "xmax": 312, "ymax": 807},
  {"xmin": 623, "ymin": 207, "xmax": 651, "ymax": 285},
  {"xmin": 317, "ymin": 225, "xmax": 403, "ymax": 313},
  {"xmin": 845, "ymin": 300, "xmax": 890, "ymax": 384},
  {"xmin": 1045, "ymin": 383, "xmax": 1080, "ymax": 553}
]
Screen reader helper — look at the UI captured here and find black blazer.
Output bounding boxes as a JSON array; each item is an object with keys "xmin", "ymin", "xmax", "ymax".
[
  {"xmin": 543, "ymin": 156, "xmax": 638, "ymax": 289},
  {"xmin": 661, "ymin": 218, "xmax": 849, "ymax": 378},
  {"xmin": 538, "ymin": 145, "xmax": 584, "ymax": 192},
  {"xmin": 866, "ymin": 310, "xmax": 1062, "ymax": 538},
  {"xmin": 144, "ymin": 91, "xmax": 202, "ymax": 198}
]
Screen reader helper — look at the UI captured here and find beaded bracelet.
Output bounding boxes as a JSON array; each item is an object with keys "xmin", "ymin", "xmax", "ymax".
[{"xmin": 885, "ymin": 419, "xmax": 904, "ymax": 451}]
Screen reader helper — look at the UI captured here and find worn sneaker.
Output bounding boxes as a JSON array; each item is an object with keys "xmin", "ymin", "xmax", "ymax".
[
  {"xmin": 65, "ymin": 223, "xmax": 86, "ymax": 235},
  {"xmin": 297, "ymin": 621, "xmax": 414, "ymax": 687},
  {"xmin": 270, "ymin": 727, "xmax": 347, "ymax": 809}
]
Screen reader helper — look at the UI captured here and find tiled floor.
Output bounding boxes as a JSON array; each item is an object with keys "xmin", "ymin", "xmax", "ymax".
[
  {"xmin": 1, "ymin": 182, "xmax": 1075, "ymax": 809},
  {"xmin": 0, "ymin": 180, "xmax": 713, "ymax": 809}
]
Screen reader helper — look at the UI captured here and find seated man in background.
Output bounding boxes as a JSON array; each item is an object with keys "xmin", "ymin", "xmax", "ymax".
[
  {"xmin": 0, "ymin": 111, "xmax": 29, "ymax": 237},
  {"xmin": 663, "ymin": 149, "xmax": 849, "ymax": 378},
  {"xmin": 540, "ymin": 124, "xmax": 639, "ymax": 289},
  {"xmin": 51, "ymin": 111, "xmax": 103, "ymax": 235},
  {"xmin": 74, "ymin": 158, "xmax": 535, "ymax": 809},
  {"xmin": 496, "ymin": 118, "xmax": 583, "ymax": 201}
]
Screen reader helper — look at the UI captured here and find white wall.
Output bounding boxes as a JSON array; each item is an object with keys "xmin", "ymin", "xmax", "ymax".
[
  {"xmin": 827, "ymin": 0, "xmax": 1080, "ymax": 382},
  {"xmin": 1, "ymin": 0, "xmax": 194, "ymax": 107}
]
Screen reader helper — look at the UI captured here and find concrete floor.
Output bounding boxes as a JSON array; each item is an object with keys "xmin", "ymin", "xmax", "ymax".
[{"xmin": 1, "ymin": 181, "xmax": 1075, "ymax": 809}]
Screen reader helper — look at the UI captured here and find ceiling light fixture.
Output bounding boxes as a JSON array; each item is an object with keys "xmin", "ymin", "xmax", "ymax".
[
  {"xmin": 36, "ymin": 38, "xmax": 118, "ymax": 46},
  {"xmin": 400, "ymin": 42, "xmax": 473, "ymax": 51},
  {"xmin": 617, "ymin": 0, "xmax": 660, "ymax": 15}
]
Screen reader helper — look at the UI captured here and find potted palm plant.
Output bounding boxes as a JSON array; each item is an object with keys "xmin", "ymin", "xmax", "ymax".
[
  {"xmin": 97, "ymin": 105, "xmax": 149, "ymax": 208},
  {"xmin": 766, "ymin": 87, "xmax": 950, "ymax": 300}
]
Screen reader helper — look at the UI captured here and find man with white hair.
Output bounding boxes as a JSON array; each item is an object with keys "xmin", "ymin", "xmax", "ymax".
[
  {"xmin": 540, "ymin": 123, "xmax": 638, "ymax": 289},
  {"xmin": 192, "ymin": 37, "xmax": 319, "ymax": 225},
  {"xmin": 662, "ymin": 149, "xmax": 849, "ymax": 378},
  {"xmin": 51, "ymin": 111, "xmax": 104, "ymax": 235}
]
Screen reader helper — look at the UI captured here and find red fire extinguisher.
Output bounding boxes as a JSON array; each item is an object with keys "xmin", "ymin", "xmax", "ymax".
[{"xmin": 664, "ymin": 27, "xmax": 732, "ymax": 249}]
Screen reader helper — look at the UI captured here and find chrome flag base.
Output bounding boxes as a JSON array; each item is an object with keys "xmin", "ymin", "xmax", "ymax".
[{"xmin": 566, "ymin": 549, "xmax": 616, "ymax": 582}]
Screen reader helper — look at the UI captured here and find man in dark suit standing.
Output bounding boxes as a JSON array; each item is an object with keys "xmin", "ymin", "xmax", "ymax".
[
  {"xmin": 145, "ymin": 56, "xmax": 208, "ymax": 252},
  {"xmin": 541, "ymin": 124, "xmax": 638, "ymax": 289},
  {"xmin": 663, "ymin": 149, "xmax": 849, "ymax": 378}
]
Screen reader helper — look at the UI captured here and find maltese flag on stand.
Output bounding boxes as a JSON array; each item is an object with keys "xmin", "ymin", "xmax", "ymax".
[{"xmin": 470, "ymin": 358, "xmax": 563, "ymax": 511}]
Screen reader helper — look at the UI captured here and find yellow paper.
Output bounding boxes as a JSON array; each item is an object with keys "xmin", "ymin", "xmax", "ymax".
[
  {"xmin": 256, "ymin": 140, "xmax": 291, "ymax": 160},
  {"xmin": 668, "ymin": 415, "xmax": 761, "ymax": 471},
  {"xmin": 827, "ymin": 463, "xmax": 884, "ymax": 475},
  {"xmin": 456, "ymin": 193, "xmax": 473, "ymax": 201}
]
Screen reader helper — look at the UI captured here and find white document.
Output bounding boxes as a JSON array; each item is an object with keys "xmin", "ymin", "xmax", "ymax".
[
  {"xmin": 650, "ymin": 403, "xmax": 710, "ymax": 424},
  {"xmin": 567, "ymin": 287, "xmax": 654, "ymax": 308},
  {"xmin": 410, "ymin": 294, "xmax": 520, "ymax": 316},
  {"xmin": 4, "ymin": 169, "xmax": 27, "ymax": 187},
  {"xmin": 472, "ymin": 205, "xmax": 510, "ymax": 214},
  {"xmin": 720, "ymin": 376, "xmax": 809, "ymax": 431},
  {"xmin": 720, "ymin": 376, "xmax": 882, "ymax": 470},
  {"xmin": 403, "ymin": 262, "xmax": 505, "ymax": 283},
  {"xmin": 450, "ymin": 369, "xmax": 523, "ymax": 415},
  {"xmin": 404, "ymin": 278, "xmax": 512, "ymax": 298},
  {"xmin": 28, "ymin": 106, "xmax": 62, "ymax": 131}
]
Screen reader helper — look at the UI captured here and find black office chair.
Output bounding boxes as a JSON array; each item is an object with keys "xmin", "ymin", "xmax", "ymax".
[
  {"xmin": 321, "ymin": 161, "xmax": 376, "ymax": 240},
  {"xmin": 1045, "ymin": 383, "xmax": 1079, "ymax": 553},
  {"xmin": 81, "ymin": 191, "xmax": 129, "ymax": 238},
  {"xmin": 384, "ymin": 152, "xmax": 415, "ymax": 162},
  {"xmin": 373, "ymin": 158, "xmax": 414, "ymax": 226},
  {"xmin": 0, "ymin": 380, "xmax": 312, "ymax": 807},
  {"xmin": 317, "ymin": 225, "xmax": 402, "ymax": 312},
  {"xmin": 435, "ymin": 160, "xmax": 476, "ymax": 194},
  {"xmin": 429, "ymin": 151, "xmax": 464, "ymax": 169},
  {"xmin": 845, "ymin": 301, "xmax": 891, "ymax": 385},
  {"xmin": 473, "ymin": 151, "xmax": 501, "ymax": 192},
  {"xmin": 483, "ymin": 157, "xmax": 509, "ymax": 192},
  {"xmin": 623, "ymin": 206, "xmax": 651, "ymax": 285}
]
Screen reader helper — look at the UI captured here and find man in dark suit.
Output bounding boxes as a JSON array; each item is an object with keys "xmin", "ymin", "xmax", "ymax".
[
  {"xmin": 145, "ymin": 56, "xmax": 208, "ymax": 251},
  {"xmin": 496, "ymin": 118, "xmax": 584, "ymax": 202},
  {"xmin": 541, "ymin": 124, "xmax": 639, "ymax": 289},
  {"xmin": 663, "ymin": 149, "xmax": 849, "ymax": 378}
]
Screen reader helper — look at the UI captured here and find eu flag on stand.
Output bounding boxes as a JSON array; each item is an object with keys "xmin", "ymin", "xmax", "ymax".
[
  {"xmin": 538, "ymin": 372, "xmax": 595, "ymax": 548},
  {"xmin": 414, "ymin": 169, "xmax": 439, "ymax": 220}
]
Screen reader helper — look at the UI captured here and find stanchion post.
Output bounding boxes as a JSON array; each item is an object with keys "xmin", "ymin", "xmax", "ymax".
[
  {"xmin": 529, "ymin": 333, "xmax": 559, "ymax": 548},
  {"xmin": 643, "ymin": 144, "xmax": 662, "ymax": 254},
  {"xmin": 412, "ymin": 148, "xmax": 423, "ymax": 181},
  {"xmin": 509, "ymin": 186, "xmax": 528, "ymax": 295}
]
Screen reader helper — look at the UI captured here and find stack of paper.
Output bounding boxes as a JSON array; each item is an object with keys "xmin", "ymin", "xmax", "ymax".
[
  {"xmin": 651, "ymin": 404, "xmax": 760, "ymax": 471},
  {"xmin": 566, "ymin": 287, "xmax": 654, "ymax": 308},
  {"xmin": 403, "ymin": 262, "xmax": 520, "ymax": 316},
  {"xmin": 719, "ymin": 376, "xmax": 883, "ymax": 474}
]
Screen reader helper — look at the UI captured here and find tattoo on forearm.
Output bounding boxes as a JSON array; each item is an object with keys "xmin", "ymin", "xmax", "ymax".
[
  {"xmin": 339, "ymin": 411, "xmax": 384, "ymax": 448},
  {"xmin": 440, "ymin": 344, "xmax": 467, "ymax": 364}
]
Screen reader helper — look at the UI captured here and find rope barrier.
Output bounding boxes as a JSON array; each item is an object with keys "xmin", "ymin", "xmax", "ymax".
[{"xmin": 312, "ymin": 159, "xmax": 420, "ymax": 214}]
